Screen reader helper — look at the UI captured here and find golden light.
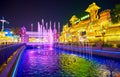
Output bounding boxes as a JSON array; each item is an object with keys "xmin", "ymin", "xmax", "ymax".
[{"xmin": 59, "ymin": 2, "xmax": 120, "ymax": 45}]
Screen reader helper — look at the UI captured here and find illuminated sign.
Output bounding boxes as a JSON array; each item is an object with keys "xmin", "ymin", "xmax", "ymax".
[
  {"xmin": 74, "ymin": 14, "xmax": 89, "ymax": 24},
  {"xmin": 81, "ymin": 14, "xmax": 89, "ymax": 20}
]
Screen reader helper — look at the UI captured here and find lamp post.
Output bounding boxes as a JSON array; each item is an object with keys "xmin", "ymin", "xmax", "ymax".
[
  {"xmin": 102, "ymin": 30, "xmax": 106, "ymax": 46},
  {"xmin": 0, "ymin": 16, "xmax": 9, "ymax": 31},
  {"xmin": 77, "ymin": 31, "xmax": 81, "ymax": 47}
]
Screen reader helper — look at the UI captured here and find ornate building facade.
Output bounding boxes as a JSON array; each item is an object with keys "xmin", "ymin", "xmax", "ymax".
[{"xmin": 59, "ymin": 2, "xmax": 120, "ymax": 45}]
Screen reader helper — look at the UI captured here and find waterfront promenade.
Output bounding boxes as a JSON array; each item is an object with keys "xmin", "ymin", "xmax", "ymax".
[
  {"xmin": 54, "ymin": 44, "xmax": 120, "ymax": 60},
  {"xmin": 0, "ymin": 43, "xmax": 26, "ymax": 77}
]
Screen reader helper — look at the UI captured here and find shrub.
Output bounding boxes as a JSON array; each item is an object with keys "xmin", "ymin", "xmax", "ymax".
[
  {"xmin": 102, "ymin": 44, "xmax": 107, "ymax": 47},
  {"xmin": 117, "ymin": 44, "xmax": 120, "ymax": 48},
  {"xmin": 92, "ymin": 43, "xmax": 96, "ymax": 47},
  {"xmin": 108, "ymin": 44, "xmax": 113, "ymax": 47},
  {"xmin": 102, "ymin": 43, "xmax": 113, "ymax": 48}
]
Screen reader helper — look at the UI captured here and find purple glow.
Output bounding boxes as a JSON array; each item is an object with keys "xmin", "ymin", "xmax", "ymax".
[
  {"xmin": 38, "ymin": 22, "xmax": 41, "ymax": 32},
  {"xmin": 21, "ymin": 19, "xmax": 60, "ymax": 46},
  {"xmin": 21, "ymin": 26, "xmax": 28, "ymax": 43},
  {"xmin": 22, "ymin": 49, "xmax": 59, "ymax": 75},
  {"xmin": 49, "ymin": 21, "xmax": 53, "ymax": 45}
]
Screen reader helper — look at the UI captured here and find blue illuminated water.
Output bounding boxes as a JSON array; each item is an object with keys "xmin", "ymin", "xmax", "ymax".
[{"xmin": 15, "ymin": 47, "xmax": 120, "ymax": 77}]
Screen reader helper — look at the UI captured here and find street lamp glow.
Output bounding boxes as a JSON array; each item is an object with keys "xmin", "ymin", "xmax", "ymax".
[
  {"xmin": 5, "ymin": 32, "xmax": 8, "ymax": 34},
  {"xmin": 10, "ymin": 31, "xmax": 13, "ymax": 34}
]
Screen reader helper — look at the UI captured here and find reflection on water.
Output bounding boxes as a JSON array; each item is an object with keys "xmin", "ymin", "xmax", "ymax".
[
  {"xmin": 16, "ymin": 48, "xmax": 96, "ymax": 77},
  {"xmin": 59, "ymin": 49, "xmax": 120, "ymax": 77},
  {"xmin": 16, "ymin": 48, "xmax": 61, "ymax": 77},
  {"xmin": 16, "ymin": 48, "xmax": 120, "ymax": 77},
  {"xmin": 60, "ymin": 54, "xmax": 96, "ymax": 77}
]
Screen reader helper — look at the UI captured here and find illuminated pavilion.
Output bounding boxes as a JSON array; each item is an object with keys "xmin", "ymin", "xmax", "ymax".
[
  {"xmin": 59, "ymin": 2, "xmax": 120, "ymax": 46},
  {"xmin": 21, "ymin": 20, "xmax": 60, "ymax": 45}
]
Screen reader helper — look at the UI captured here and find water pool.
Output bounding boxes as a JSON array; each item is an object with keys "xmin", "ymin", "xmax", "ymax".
[{"xmin": 13, "ymin": 47, "xmax": 120, "ymax": 77}]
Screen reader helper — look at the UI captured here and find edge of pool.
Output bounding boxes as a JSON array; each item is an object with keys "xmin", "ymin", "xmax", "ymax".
[
  {"xmin": 11, "ymin": 46, "xmax": 26, "ymax": 77},
  {"xmin": 0, "ymin": 44, "xmax": 26, "ymax": 77}
]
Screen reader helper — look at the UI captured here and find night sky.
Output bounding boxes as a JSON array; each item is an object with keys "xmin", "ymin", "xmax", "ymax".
[{"xmin": 0, "ymin": 0, "xmax": 120, "ymax": 31}]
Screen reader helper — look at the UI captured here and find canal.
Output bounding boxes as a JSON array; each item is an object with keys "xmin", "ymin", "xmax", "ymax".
[{"xmin": 13, "ymin": 46, "xmax": 120, "ymax": 77}]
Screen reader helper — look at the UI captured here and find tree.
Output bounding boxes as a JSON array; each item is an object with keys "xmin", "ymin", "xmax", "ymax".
[
  {"xmin": 10, "ymin": 27, "xmax": 21, "ymax": 35},
  {"xmin": 111, "ymin": 4, "xmax": 120, "ymax": 23}
]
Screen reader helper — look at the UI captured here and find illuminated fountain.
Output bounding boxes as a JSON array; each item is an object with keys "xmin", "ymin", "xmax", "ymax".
[
  {"xmin": 21, "ymin": 19, "xmax": 60, "ymax": 46},
  {"xmin": 79, "ymin": 37, "xmax": 93, "ymax": 60},
  {"xmin": 49, "ymin": 21, "xmax": 53, "ymax": 49},
  {"xmin": 49, "ymin": 21, "xmax": 53, "ymax": 45}
]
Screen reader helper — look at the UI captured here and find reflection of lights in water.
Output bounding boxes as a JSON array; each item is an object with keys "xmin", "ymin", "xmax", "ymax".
[
  {"xmin": 70, "ymin": 54, "xmax": 77, "ymax": 57},
  {"xmin": 37, "ymin": 46, "xmax": 41, "ymax": 48},
  {"xmin": 49, "ymin": 45, "xmax": 53, "ymax": 50},
  {"xmin": 49, "ymin": 47, "xmax": 53, "ymax": 50},
  {"xmin": 29, "ymin": 50, "xmax": 34, "ymax": 53},
  {"xmin": 60, "ymin": 54, "xmax": 97, "ymax": 77},
  {"xmin": 38, "ymin": 50, "xmax": 41, "ymax": 54}
]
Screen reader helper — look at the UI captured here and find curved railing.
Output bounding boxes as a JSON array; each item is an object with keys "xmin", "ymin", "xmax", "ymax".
[{"xmin": 0, "ymin": 43, "xmax": 26, "ymax": 66}]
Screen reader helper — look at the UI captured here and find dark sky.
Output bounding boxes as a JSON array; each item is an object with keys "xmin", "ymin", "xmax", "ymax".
[{"xmin": 0, "ymin": 0, "xmax": 120, "ymax": 31}]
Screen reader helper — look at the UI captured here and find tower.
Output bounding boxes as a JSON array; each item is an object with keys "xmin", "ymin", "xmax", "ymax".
[
  {"xmin": 21, "ymin": 26, "xmax": 28, "ymax": 43},
  {"xmin": 86, "ymin": 2, "xmax": 100, "ymax": 21},
  {"xmin": 69, "ymin": 15, "xmax": 78, "ymax": 26}
]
